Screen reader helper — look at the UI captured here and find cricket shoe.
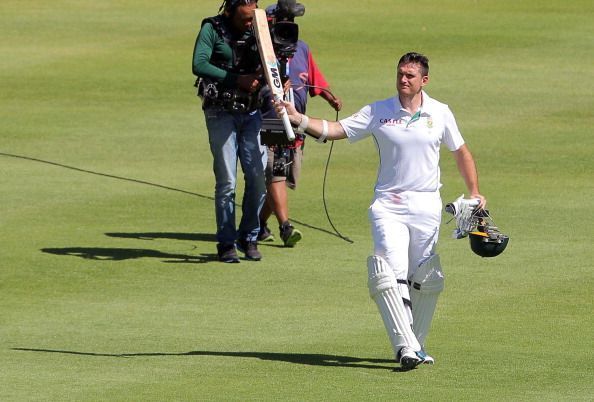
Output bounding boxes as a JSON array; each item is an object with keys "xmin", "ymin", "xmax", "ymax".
[
  {"xmin": 280, "ymin": 222, "xmax": 302, "ymax": 247},
  {"xmin": 418, "ymin": 349, "xmax": 435, "ymax": 365},
  {"xmin": 236, "ymin": 239, "xmax": 262, "ymax": 261},
  {"xmin": 398, "ymin": 347, "xmax": 432, "ymax": 370},
  {"xmin": 257, "ymin": 224, "xmax": 275, "ymax": 242}
]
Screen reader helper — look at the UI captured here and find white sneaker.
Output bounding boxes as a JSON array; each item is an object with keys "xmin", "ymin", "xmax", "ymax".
[
  {"xmin": 398, "ymin": 347, "xmax": 434, "ymax": 369},
  {"xmin": 417, "ymin": 349, "xmax": 435, "ymax": 365},
  {"xmin": 399, "ymin": 347, "xmax": 423, "ymax": 370}
]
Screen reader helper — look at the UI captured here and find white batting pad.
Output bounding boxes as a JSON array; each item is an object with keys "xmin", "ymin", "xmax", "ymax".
[
  {"xmin": 367, "ymin": 255, "xmax": 421, "ymax": 356},
  {"xmin": 409, "ymin": 254, "xmax": 444, "ymax": 347}
]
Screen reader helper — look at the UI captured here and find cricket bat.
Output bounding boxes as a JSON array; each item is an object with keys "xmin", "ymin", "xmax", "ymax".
[{"xmin": 252, "ymin": 8, "xmax": 296, "ymax": 141}]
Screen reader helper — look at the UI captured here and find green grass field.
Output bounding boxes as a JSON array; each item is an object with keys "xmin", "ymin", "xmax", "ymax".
[{"xmin": 2, "ymin": 0, "xmax": 593, "ymax": 400}]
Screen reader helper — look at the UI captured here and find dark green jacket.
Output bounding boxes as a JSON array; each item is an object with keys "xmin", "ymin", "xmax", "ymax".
[{"xmin": 192, "ymin": 16, "xmax": 257, "ymax": 89}]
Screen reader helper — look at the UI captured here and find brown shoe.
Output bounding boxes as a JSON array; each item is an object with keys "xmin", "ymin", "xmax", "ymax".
[
  {"xmin": 257, "ymin": 224, "xmax": 275, "ymax": 242},
  {"xmin": 217, "ymin": 243, "xmax": 239, "ymax": 263},
  {"xmin": 236, "ymin": 239, "xmax": 262, "ymax": 261}
]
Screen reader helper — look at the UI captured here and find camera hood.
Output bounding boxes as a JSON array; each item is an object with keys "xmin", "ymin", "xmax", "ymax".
[{"xmin": 266, "ymin": 0, "xmax": 305, "ymax": 20}]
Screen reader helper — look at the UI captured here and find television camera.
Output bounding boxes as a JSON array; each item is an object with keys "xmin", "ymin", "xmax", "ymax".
[
  {"xmin": 266, "ymin": 0, "xmax": 305, "ymax": 60},
  {"xmin": 258, "ymin": 0, "xmax": 306, "ymax": 147}
]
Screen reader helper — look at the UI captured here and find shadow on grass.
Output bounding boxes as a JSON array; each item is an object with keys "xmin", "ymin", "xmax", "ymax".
[
  {"xmin": 41, "ymin": 247, "xmax": 217, "ymax": 263},
  {"xmin": 12, "ymin": 348, "xmax": 397, "ymax": 371},
  {"xmin": 105, "ymin": 232, "xmax": 217, "ymax": 242}
]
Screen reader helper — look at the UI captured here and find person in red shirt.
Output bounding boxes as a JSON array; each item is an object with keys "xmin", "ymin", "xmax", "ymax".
[{"xmin": 259, "ymin": 38, "xmax": 342, "ymax": 246}]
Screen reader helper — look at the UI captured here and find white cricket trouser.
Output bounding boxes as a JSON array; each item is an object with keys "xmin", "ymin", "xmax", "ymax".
[{"xmin": 368, "ymin": 190, "xmax": 442, "ymax": 295}]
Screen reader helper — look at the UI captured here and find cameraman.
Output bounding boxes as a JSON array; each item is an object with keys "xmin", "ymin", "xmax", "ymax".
[
  {"xmin": 259, "ymin": 2, "xmax": 342, "ymax": 247},
  {"xmin": 192, "ymin": 0, "xmax": 267, "ymax": 262}
]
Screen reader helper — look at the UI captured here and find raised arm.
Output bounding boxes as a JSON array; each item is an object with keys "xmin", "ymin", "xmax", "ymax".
[{"xmin": 275, "ymin": 100, "xmax": 347, "ymax": 142}]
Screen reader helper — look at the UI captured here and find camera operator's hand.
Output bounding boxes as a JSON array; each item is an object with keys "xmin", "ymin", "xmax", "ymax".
[
  {"xmin": 322, "ymin": 92, "xmax": 343, "ymax": 112},
  {"xmin": 283, "ymin": 79, "xmax": 291, "ymax": 95},
  {"xmin": 238, "ymin": 73, "xmax": 261, "ymax": 93},
  {"xmin": 328, "ymin": 96, "xmax": 343, "ymax": 112}
]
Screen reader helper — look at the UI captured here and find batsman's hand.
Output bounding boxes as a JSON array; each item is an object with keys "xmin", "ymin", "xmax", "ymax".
[
  {"xmin": 470, "ymin": 193, "xmax": 487, "ymax": 210},
  {"xmin": 273, "ymin": 99, "xmax": 300, "ymax": 125}
]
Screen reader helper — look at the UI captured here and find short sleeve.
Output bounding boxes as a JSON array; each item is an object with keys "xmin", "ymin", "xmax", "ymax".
[
  {"xmin": 339, "ymin": 105, "xmax": 374, "ymax": 143},
  {"xmin": 442, "ymin": 106, "xmax": 465, "ymax": 151}
]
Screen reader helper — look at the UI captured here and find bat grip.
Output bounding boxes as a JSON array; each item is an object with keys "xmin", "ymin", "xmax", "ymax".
[
  {"xmin": 274, "ymin": 95, "xmax": 295, "ymax": 141},
  {"xmin": 280, "ymin": 110, "xmax": 295, "ymax": 141}
]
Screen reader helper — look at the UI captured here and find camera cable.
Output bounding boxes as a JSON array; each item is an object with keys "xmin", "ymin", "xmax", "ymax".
[{"xmin": 303, "ymin": 85, "xmax": 353, "ymax": 244}]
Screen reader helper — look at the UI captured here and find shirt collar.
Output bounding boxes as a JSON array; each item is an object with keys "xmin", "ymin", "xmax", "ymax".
[{"xmin": 395, "ymin": 91, "xmax": 432, "ymax": 117}]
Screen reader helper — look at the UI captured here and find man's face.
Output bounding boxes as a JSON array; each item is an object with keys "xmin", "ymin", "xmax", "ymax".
[
  {"xmin": 232, "ymin": 3, "xmax": 258, "ymax": 33},
  {"xmin": 396, "ymin": 62, "xmax": 429, "ymax": 96}
]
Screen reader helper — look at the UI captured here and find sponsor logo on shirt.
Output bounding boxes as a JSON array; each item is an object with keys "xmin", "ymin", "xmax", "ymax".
[{"xmin": 380, "ymin": 118, "xmax": 406, "ymax": 126}]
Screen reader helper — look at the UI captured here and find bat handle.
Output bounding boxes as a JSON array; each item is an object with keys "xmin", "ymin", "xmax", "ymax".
[
  {"xmin": 280, "ymin": 109, "xmax": 296, "ymax": 141},
  {"xmin": 274, "ymin": 95, "xmax": 295, "ymax": 141}
]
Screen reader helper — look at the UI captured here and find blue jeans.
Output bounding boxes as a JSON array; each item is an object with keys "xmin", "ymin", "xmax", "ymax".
[{"xmin": 204, "ymin": 108, "xmax": 267, "ymax": 245}]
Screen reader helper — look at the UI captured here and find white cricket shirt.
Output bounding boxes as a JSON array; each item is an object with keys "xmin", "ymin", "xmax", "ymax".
[{"xmin": 339, "ymin": 91, "xmax": 465, "ymax": 195}]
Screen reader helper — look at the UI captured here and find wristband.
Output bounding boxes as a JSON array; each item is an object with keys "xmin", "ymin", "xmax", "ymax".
[
  {"xmin": 316, "ymin": 120, "xmax": 329, "ymax": 143},
  {"xmin": 296, "ymin": 114, "xmax": 309, "ymax": 134}
]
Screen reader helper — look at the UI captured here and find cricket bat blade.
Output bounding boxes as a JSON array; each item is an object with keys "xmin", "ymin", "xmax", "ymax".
[{"xmin": 252, "ymin": 8, "xmax": 295, "ymax": 141}]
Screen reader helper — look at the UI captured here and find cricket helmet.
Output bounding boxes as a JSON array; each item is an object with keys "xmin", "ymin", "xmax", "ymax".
[
  {"xmin": 468, "ymin": 229, "xmax": 509, "ymax": 258},
  {"xmin": 467, "ymin": 209, "xmax": 509, "ymax": 258},
  {"xmin": 445, "ymin": 195, "xmax": 509, "ymax": 258}
]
